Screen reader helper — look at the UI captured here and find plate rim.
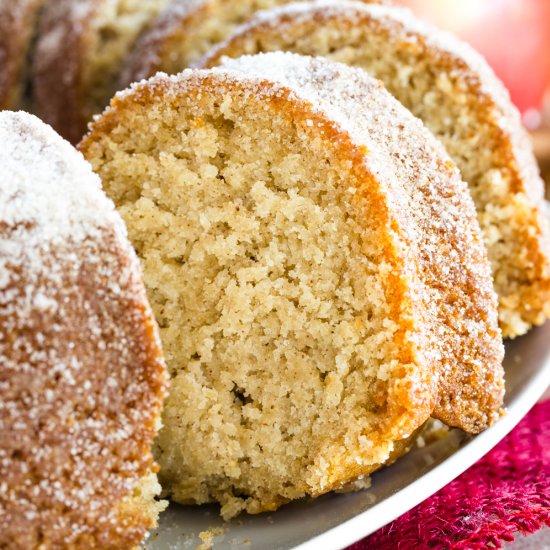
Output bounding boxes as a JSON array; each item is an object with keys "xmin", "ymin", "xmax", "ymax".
[{"xmin": 294, "ymin": 350, "xmax": 550, "ymax": 550}]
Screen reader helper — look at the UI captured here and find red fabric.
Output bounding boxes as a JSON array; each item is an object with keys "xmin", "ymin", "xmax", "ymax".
[{"xmin": 351, "ymin": 400, "xmax": 550, "ymax": 550}]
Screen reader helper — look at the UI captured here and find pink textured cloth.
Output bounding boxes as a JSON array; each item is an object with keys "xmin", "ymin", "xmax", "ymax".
[{"xmin": 351, "ymin": 400, "xmax": 550, "ymax": 550}]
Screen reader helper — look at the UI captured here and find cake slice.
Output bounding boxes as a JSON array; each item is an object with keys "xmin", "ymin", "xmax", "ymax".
[
  {"xmin": 80, "ymin": 52, "xmax": 504, "ymax": 518},
  {"xmin": 33, "ymin": 0, "xmax": 171, "ymax": 143},
  {"xmin": 119, "ymin": 0, "xmax": 386, "ymax": 88},
  {"xmin": 201, "ymin": 1, "xmax": 550, "ymax": 338},
  {"xmin": 0, "ymin": 111, "xmax": 168, "ymax": 549}
]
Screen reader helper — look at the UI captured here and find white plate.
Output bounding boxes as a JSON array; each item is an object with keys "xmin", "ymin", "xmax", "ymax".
[{"xmin": 146, "ymin": 323, "xmax": 550, "ymax": 550}]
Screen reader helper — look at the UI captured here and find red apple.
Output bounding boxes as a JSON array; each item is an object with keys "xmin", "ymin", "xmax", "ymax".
[{"xmin": 397, "ymin": 0, "xmax": 550, "ymax": 115}]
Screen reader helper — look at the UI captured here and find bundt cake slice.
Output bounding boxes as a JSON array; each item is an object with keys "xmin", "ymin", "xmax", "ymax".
[
  {"xmin": 119, "ymin": 0, "xmax": 386, "ymax": 88},
  {"xmin": 80, "ymin": 52, "xmax": 504, "ymax": 519},
  {"xmin": 0, "ymin": 0, "xmax": 44, "ymax": 110},
  {"xmin": 33, "ymin": 0, "xmax": 171, "ymax": 143},
  {"xmin": 200, "ymin": 1, "xmax": 550, "ymax": 338},
  {"xmin": 0, "ymin": 111, "xmax": 168, "ymax": 549}
]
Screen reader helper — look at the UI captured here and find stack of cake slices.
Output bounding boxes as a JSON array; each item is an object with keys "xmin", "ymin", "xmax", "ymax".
[{"xmin": 0, "ymin": 1, "xmax": 548, "ymax": 547}]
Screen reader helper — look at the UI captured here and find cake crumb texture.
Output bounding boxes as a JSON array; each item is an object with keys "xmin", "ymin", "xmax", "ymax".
[{"xmin": 80, "ymin": 52, "xmax": 504, "ymax": 518}]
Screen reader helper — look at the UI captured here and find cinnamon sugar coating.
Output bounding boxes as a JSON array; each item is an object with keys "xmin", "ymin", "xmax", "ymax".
[
  {"xmin": 80, "ymin": 53, "xmax": 504, "ymax": 518},
  {"xmin": 0, "ymin": 112, "xmax": 168, "ymax": 549},
  {"xmin": 200, "ymin": 1, "xmax": 550, "ymax": 338}
]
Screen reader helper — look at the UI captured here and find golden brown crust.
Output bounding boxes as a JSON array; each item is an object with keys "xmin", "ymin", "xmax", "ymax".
[
  {"xmin": 0, "ymin": 112, "xmax": 168, "ymax": 549},
  {"xmin": 200, "ymin": 1, "xmax": 550, "ymax": 339},
  {"xmin": 0, "ymin": 0, "xmax": 44, "ymax": 109},
  {"xmin": 321, "ymin": 422, "xmax": 428, "ymax": 496},
  {"xmin": 33, "ymin": 0, "xmax": 100, "ymax": 143}
]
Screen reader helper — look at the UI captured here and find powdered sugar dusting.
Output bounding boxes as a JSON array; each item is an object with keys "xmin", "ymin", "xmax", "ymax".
[
  {"xmin": 0, "ymin": 111, "xmax": 123, "ymax": 242},
  {"xmin": 0, "ymin": 111, "xmax": 167, "ymax": 548},
  {"xmin": 0, "ymin": 111, "xmax": 128, "ymax": 320}
]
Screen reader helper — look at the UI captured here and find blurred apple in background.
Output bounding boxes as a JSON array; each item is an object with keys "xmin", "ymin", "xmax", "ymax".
[{"xmin": 397, "ymin": 0, "xmax": 550, "ymax": 128}]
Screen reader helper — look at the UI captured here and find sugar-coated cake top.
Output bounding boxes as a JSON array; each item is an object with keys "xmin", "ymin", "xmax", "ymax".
[
  {"xmin": 0, "ymin": 111, "xmax": 166, "ymax": 548},
  {"xmin": 0, "ymin": 111, "xmax": 134, "ymax": 316},
  {"xmin": 0, "ymin": 111, "xmax": 123, "ymax": 241},
  {"xmin": 0, "ymin": 111, "xmax": 133, "ymax": 316}
]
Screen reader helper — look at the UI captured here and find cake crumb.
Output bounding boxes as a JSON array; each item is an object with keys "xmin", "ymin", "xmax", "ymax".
[{"xmin": 198, "ymin": 527, "xmax": 224, "ymax": 550}]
